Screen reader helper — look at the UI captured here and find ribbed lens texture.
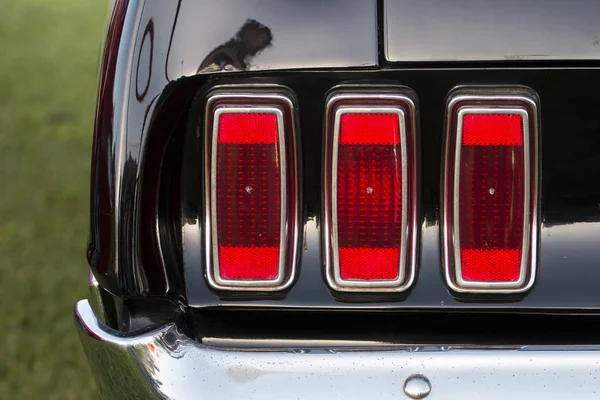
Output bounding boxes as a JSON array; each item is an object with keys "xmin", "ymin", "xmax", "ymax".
[
  {"xmin": 216, "ymin": 113, "xmax": 281, "ymax": 280},
  {"xmin": 459, "ymin": 113, "xmax": 524, "ymax": 282},
  {"xmin": 337, "ymin": 113, "xmax": 402, "ymax": 280}
]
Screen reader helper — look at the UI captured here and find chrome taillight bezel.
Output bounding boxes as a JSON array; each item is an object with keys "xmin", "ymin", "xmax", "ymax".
[
  {"xmin": 441, "ymin": 87, "xmax": 540, "ymax": 294},
  {"xmin": 204, "ymin": 86, "xmax": 300, "ymax": 292},
  {"xmin": 323, "ymin": 86, "xmax": 419, "ymax": 293}
]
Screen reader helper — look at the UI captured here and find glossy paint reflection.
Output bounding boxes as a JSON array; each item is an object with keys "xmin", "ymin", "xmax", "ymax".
[
  {"xmin": 536, "ymin": 222, "xmax": 600, "ymax": 306},
  {"xmin": 166, "ymin": 0, "xmax": 377, "ymax": 77},
  {"xmin": 88, "ymin": 0, "xmax": 130, "ymax": 289},
  {"xmin": 88, "ymin": 0, "xmax": 377, "ymax": 297},
  {"xmin": 197, "ymin": 19, "xmax": 273, "ymax": 73}
]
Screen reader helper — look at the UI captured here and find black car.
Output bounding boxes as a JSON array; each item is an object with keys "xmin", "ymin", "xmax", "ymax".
[{"xmin": 76, "ymin": 0, "xmax": 600, "ymax": 398}]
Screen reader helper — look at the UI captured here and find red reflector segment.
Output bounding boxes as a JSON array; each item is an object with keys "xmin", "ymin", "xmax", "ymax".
[
  {"xmin": 339, "ymin": 113, "xmax": 401, "ymax": 145},
  {"xmin": 217, "ymin": 113, "xmax": 278, "ymax": 144},
  {"xmin": 443, "ymin": 89, "xmax": 539, "ymax": 294},
  {"xmin": 336, "ymin": 112, "xmax": 402, "ymax": 281},
  {"xmin": 462, "ymin": 113, "xmax": 523, "ymax": 146},
  {"xmin": 461, "ymin": 249, "xmax": 522, "ymax": 282},
  {"xmin": 324, "ymin": 89, "xmax": 418, "ymax": 293},
  {"xmin": 215, "ymin": 111, "xmax": 281, "ymax": 281},
  {"xmin": 218, "ymin": 246, "xmax": 279, "ymax": 279},
  {"xmin": 339, "ymin": 247, "xmax": 400, "ymax": 280}
]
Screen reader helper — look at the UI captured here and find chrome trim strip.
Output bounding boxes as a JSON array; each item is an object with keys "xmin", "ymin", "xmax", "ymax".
[
  {"xmin": 323, "ymin": 89, "xmax": 419, "ymax": 293},
  {"xmin": 442, "ymin": 89, "xmax": 539, "ymax": 294},
  {"xmin": 202, "ymin": 337, "xmax": 403, "ymax": 349},
  {"xmin": 76, "ymin": 299, "xmax": 600, "ymax": 400},
  {"xmin": 204, "ymin": 89, "xmax": 299, "ymax": 291}
]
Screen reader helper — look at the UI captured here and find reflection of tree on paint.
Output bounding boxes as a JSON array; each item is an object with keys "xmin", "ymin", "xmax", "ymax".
[{"xmin": 197, "ymin": 19, "xmax": 273, "ymax": 73}]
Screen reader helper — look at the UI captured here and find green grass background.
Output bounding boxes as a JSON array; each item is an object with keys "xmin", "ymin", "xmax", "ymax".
[{"xmin": 0, "ymin": 0, "xmax": 107, "ymax": 398}]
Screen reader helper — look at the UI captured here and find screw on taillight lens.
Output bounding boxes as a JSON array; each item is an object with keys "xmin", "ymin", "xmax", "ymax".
[
  {"xmin": 204, "ymin": 88, "xmax": 299, "ymax": 291},
  {"xmin": 442, "ymin": 88, "xmax": 539, "ymax": 294},
  {"xmin": 323, "ymin": 87, "xmax": 419, "ymax": 293}
]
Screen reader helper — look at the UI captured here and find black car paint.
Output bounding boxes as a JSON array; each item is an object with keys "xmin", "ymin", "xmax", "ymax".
[
  {"xmin": 182, "ymin": 68, "xmax": 600, "ymax": 310},
  {"xmin": 87, "ymin": 0, "xmax": 378, "ymax": 298},
  {"xmin": 89, "ymin": 0, "xmax": 600, "ymax": 322}
]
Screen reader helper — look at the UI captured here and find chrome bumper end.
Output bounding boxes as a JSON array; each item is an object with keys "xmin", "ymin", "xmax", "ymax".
[{"xmin": 76, "ymin": 299, "xmax": 600, "ymax": 399}]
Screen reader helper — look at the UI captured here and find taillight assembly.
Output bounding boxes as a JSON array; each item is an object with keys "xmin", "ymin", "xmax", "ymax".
[
  {"xmin": 442, "ymin": 87, "xmax": 539, "ymax": 294},
  {"xmin": 204, "ymin": 88, "xmax": 299, "ymax": 291},
  {"xmin": 323, "ymin": 87, "xmax": 419, "ymax": 292}
]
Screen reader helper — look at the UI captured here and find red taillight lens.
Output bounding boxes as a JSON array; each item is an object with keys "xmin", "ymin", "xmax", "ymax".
[
  {"xmin": 324, "ymin": 89, "xmax": 418, "ymax": 292},
  {"xmin": 443, "ymin": 89, "xmax": 539, "ymax": 294},
  {"xmin": 205, "ymin": 90, "xmax": 299, "ymax": 291},
  {"xmin": 337, "ymin": 113, "xmax": 403, "ymax": 281},
  {"xmin": 216, "ymin": 112, "xmax": 281, "ymax": 280},
  {"xmin": 459, "ymin": 113, "xmax": 524, "ymax": 282}
]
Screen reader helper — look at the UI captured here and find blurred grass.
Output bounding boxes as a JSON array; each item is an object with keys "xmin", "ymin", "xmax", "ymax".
[{"xmin": 0, "ymin": 0, "xmax": 107, "ymax": 398}]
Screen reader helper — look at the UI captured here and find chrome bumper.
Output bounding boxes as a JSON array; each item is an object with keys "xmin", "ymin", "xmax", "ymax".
[{"xmin": 76, "ymin": 299, "xmax": 600, "ymax": 399}]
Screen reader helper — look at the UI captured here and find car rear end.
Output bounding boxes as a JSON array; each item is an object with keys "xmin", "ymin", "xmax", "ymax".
[{"xmin": 76, "ymin": 0, "xmax": 600, "ymax": 398}]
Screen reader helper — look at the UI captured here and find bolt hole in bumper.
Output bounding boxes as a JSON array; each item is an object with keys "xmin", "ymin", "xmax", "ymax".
[{"xmin": 75, "ymin": 299, "xmax": 600, "ymax": 399}]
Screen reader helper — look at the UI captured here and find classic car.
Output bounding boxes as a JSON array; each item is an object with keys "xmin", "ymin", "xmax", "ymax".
[{"xmin": 75, "ymin": 0, "xmax": 600, "ymax": 398}]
